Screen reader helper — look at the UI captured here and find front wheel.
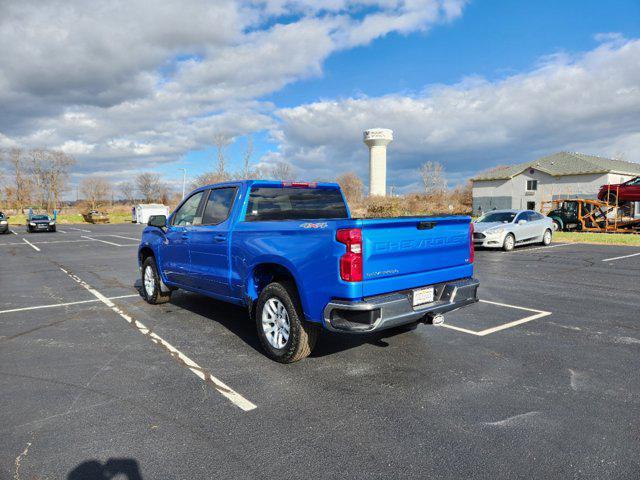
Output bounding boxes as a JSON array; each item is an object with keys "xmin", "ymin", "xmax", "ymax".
[
  {"xmin": 541, "ymin": 229, "xmax": 552, "ymax": 245},
  {"xmin": 141, "ymin": 257, "xmax": 172, "ymax": 304},
  {"xmin": 256, "ymin": 282, "xmax": 319, "ymax": 363},
  {"xmin": 502, "ymin": 233, "xmax": 515, "ymax": 252}
]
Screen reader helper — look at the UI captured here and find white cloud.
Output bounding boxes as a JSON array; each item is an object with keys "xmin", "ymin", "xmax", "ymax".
[
  {"xmin": 0, "ymin": 0, "xmax": 461, "ymax": 181},
  {"xmin": 272, "ymin": 36, "xmax": 640, "ymax": 190}
]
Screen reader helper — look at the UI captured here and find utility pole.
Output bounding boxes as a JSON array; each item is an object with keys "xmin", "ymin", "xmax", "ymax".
[{"xmin": 178, "ymin": 168, "xmax": 187, "ymax": 199}]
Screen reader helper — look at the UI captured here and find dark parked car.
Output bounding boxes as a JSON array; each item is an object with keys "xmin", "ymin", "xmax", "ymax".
[
  {"xmin": 27, "ymin": 214, "xmax": 56, "ymax": 233},
  {"xmin": 597, "ymin": 176, "xmax": 640, "ymax": 204},
  {"xmin": 0, "ymin": 212, "xmax": 8, "ymax": 234}
]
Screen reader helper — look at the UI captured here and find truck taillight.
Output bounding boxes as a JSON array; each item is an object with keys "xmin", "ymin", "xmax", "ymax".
[
  {"xmin": 282, "ymin": 181, "xmax": 317, "ymax": 188},
  {"xmin": 336, "ymin": 228, "xmax": 363, "ymax": 282},
  {"xmin": 469, "ymin": 222, "xmax": 475, "ymax": 264}
]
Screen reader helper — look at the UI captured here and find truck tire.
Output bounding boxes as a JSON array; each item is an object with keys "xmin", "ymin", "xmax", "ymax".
[
  {"xmin": 255, "ymin": 281, "xmax": 319, "ymax": 363},
  {"xmin": 502, "ymin": 233, "xmax": 515, "ymax": 252},
  {"xmin": 141, "ymin": 256, "xmax": 172, "ymax": 305}
]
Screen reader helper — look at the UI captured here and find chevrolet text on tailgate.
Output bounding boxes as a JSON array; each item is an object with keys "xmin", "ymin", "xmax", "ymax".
[{"xmin": 138, "ymin": 180, "xmax": 479, "ymax": 363}]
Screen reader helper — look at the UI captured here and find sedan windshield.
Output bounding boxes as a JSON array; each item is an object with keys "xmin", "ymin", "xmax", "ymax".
[
  {"xmin": 32, "ymin": 215, "xmax": 50, "ymax": 221},
  {"xmin": 476, "ymin": 212, "xmax": 516, "ymax": 223}
]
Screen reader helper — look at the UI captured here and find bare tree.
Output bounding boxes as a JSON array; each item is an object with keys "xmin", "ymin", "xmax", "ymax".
[
  {"xmin": 80, "ymin": 177, "xmax": 112, "ymax": 210},
  {"xmin": 5, "ymin": 148, "xmax": 33, "ymax": 212},
  {"xmin": 242, "ymin": 135, "xmax": 254, "ymax": 179},
  {"xmin": 135, "ymin": 172, "xmax": 163, "ymax": 203},
  {"xmin": 419, "ymin": 161, "xmax": 447, "ymax": 195},
  {"xmin": 270, "ymin": 161, "xmax": 293, "ymax": 180},
  {"xmin": 118, "ymin": 180, "xmax": 136, "ymax": 204},
  {"xmin": 213, "ymin": 134, "xmax": 232, "ymax": 181},
  {"xmin": 336, "ymin": 172, "xmax": 364, "ymax": 206}
]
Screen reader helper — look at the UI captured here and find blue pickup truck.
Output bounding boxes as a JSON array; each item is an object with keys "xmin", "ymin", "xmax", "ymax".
[{"xmin": 138, "ymin": 180, "xmax": 479, "ymax": 362}]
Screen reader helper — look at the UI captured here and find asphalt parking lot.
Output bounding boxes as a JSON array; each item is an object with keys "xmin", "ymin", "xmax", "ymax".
[{"xmin": 1, "ymin": 224, "xmax": 639, "ymax": 479}]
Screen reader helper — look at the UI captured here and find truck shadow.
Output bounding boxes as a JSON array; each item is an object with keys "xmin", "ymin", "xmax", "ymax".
[{"xmin": 134, "ymin": 280, "xmax": 403, "ymax": 359}]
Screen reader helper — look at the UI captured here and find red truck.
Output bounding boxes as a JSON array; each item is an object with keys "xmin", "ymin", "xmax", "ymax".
[{"xmin": 597, "ymin": 176, "xmax": 640, "ymax": 204}]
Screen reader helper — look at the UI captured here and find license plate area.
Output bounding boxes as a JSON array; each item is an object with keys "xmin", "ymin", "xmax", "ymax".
[{"xmin": 412, "ymin": 287, "xmax": 434, "ymax": 307}]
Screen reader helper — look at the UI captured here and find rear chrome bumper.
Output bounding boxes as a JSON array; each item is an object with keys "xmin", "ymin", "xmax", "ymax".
[{"xmin": 323, "ymin": 277, "xmax": 480, "ymax": 333}]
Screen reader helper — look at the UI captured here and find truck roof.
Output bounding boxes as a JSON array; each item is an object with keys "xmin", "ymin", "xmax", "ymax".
[{"xmin": 192, "ymin": 179, "xmax": 341, "ymax": 192}]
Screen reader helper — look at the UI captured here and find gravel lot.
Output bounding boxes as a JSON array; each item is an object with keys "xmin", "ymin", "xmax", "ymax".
[{"xmin": 1, "ymin": 224, "xmax": 639, "ymax": 479}]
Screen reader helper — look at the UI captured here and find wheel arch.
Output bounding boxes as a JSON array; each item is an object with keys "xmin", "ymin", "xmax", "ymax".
[{"xmin": 246, "ymin": 261, "xmax": 305, "ymax": 319}]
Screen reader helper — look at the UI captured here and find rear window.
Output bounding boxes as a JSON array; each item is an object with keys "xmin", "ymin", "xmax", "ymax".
[{"xmin": 245, "ymin": 187, "xmax": 348, "ymax": 221}]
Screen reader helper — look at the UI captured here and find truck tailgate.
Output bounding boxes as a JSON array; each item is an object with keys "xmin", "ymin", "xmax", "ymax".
[{"xmin": 360, "ymin": 216, "xmax": 473, "ymax": 297}]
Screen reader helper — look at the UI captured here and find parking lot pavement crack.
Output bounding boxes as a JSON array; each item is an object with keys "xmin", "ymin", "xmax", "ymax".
[
  {"xmin": 482, "ymin": 411, "xmax": 541, "ymax": 427},
  {"xmin": 13, "ymin": 437, "xmax": 32, "ymax": 480}
]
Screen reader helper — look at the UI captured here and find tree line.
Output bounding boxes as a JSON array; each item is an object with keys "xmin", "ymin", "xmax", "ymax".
[{"xmin": 1, "ymin": 148, "xmax": 75, "ymax": 213}]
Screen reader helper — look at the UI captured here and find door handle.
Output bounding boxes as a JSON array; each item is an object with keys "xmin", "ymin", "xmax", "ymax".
[{"xmin": 214, "ymin": 234, "xmax": 227, "ymax": 242}]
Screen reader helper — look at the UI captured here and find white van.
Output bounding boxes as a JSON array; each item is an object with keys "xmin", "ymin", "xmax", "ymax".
[{"xmin": 132, "ymin": 204, "xmax": 170, "ymax": 224}]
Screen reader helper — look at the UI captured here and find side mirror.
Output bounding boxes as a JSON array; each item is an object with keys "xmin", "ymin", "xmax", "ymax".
[
  {"xmin": 518, "ymin": 219, "xmax": 527, "ymax": 225},
  {"xmin": 148, "ymin": 215, "xmax": 167, "ymax": 228}
]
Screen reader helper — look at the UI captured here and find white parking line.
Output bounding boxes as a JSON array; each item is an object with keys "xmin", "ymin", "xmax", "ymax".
[
  {"xmin": 59, "ymin": 267, "xmax": 257, "ymax": 412},
  {"xmin": 22, "ymin": 238, "xmax": 40, "ymax": 252},
  {"xmin": 104, "ymin": 234, "xmax": 139, "ymax": 242},
  {"xmin": 10, "ymin": 230, "xmax": 17, "ymax": 235},
  {"xmin": 440, "ymin": 299, "xmax": 551, "ymax": 336},
  {"xmin": 0, "ymin": 294, "xmax": 138, "ymax": 315},
  {"xmin": 0, "ymin": 239, "xmax": 99, "ymax": 247},
  {"xmin": 69, "ymin": 227, "xmax": 92, "ymax": 233},
  {"xmin": 602, "ymin": 252, "xmax": 640, "ymax": 262},
  {"xmin": 516, "ymin": 243, "xmax": 572, "ymax": 252},
  {"xmin": 81, "ymin": 235, "xmax": 121, "ymax": 246},
  {"xmin": 57, "ymin": 229, "xmax": 67, "ymax": 233}
]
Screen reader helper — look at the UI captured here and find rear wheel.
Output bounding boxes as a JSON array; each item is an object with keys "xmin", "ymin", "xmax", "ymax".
[
  {"xmin": 141, "ymin": 257, "xmax": 172, "ymax": 304},
  {"xmin": 502, "ymin": 233, "xmax": 515, "ymax": 252},
  {"xmin": 551, "ymin": 219, "xmax": 561, "ymax": 231},
  {"xmin": 256, "ymin": 282, "xmax": 319, "ymax": 363},
  {"xmin": 541, "ymin": 229, "xmax": 552, "ymax": 245}
]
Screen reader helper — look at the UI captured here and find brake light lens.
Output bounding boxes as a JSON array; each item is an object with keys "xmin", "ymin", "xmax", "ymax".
[
  {"xmin": 282, "ymin": 181, "xmax": 318, "ymax": 188},
  {"xmin": 469, "ymin": 222, "xmax": 475, "ymax": 264},
  {"xmin": 336, "ymin": 228, "xmax": 363, "ymax": 281}
]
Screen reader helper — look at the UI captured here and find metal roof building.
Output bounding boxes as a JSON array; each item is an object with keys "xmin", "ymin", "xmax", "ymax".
[{"xmin": 471, "ymin": 152, "xmax": 640, "ymax": 214}]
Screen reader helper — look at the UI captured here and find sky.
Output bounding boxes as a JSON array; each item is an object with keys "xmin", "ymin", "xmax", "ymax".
[{"xmin": 1, "ymin": 0, "xmax": 639, "ymax": 194}]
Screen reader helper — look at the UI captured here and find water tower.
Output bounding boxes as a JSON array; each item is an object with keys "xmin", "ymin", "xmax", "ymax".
[{"xmin": 363, "ymin": 128, "xmax": 393, "ymax": 196}]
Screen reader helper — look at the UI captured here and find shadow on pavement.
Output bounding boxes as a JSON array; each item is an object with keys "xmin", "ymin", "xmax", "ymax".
[
  {"xmin": 133, "ymin": 279, "xmax": 417, "ymax": 359},
  {"xmin": 68, "ymin": 458, "xmax": 143, "ymax": 479}
]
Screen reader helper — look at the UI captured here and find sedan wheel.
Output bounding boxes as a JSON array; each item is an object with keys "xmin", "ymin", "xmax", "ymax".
[
  {"xmin": 503, "ymin": 234, "xmax": 515, "ymax": 252},
  {"xmin": 542, "ymin": 229, "xmax": 552, "ymax": 245}
]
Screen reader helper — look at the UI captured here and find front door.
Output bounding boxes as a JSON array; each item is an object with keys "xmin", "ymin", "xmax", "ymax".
[
  {"xmin": 188, "ymin": 186, "xmax": 238, "ymax": 297},
  {"xmin": 160, "ymin": 190, "xmax": 205, "ymax": 285}
]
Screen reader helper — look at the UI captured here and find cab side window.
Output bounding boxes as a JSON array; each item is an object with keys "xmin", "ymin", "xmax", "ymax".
[
  {"xmin": 172, "ymin": 191, "xmax": 205, "ymax": 226},
  {"xmin": 201, "ymin": 187, "xmax": 237, "ymax": 225}
]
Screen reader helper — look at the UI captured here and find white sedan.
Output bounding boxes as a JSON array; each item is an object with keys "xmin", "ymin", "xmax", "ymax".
[{"xmin": 473, "ymin": 209, "xmax": 554, "ymax": 251}]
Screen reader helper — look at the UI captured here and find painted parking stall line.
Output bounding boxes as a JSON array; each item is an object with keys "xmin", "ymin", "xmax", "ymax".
[
  {"xmin": 440, "ymin": 299, "xmax": 551, "ymax": 336},
  {"xmin": 81, "ymin": 235, "xmax": 122, "ymax": 247},
  {"xmin": 602, "ymin": 252, "xmax": 640, "ymax": 262},
  {"xmin": 0, "ymin": 294, "xmax": 139, "ymax": 315},
  {"xmin": 516, "ymin": 243, "xmax": 573, "ymax": 252},
  {"xmin": 58, "ymin": 266, "xmax": 257, "ymax": 412},
  {"xmin": 22, "ymin": 238, "xmax": 40, "ymax": 252}
]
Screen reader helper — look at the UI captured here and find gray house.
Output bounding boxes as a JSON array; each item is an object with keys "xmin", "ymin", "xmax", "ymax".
[{"xmin": 472, "ymin": 152, "xmax": 640, "ymax": 214}]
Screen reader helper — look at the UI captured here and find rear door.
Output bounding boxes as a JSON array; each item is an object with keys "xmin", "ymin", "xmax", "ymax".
[
  {"xmin": 188, "ymin": 186, "xmax": 238, "ymax": 296},
  {"xmin": 360, "ymin": 217, "xmax": 472, "ymax": 297}
]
